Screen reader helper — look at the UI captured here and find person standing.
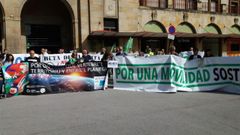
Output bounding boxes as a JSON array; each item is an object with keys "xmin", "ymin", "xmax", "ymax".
[
  {"xmin": 3, "ymin": 54, "xmax": 14, "ymax": 66},
  {"xmin": 58, "ymin": 48, "xmax": 65, "ymax": 54},
  {"xmin": 40, "ymin": 48, "xmax": 48, "ymax": 56},
  {"xmin": 0, "ymin": 49, "xmax": 8, "ymax": 63},
  {"xmin": 189, "ymin": 48, "xmax": 202, "ymax": 60},
  {"xmin": 147, "ymin": 48, "xmax": 154, "ymax": 56},
  {"xmin": 82, "ymin": 49, "xmax": 93, "ymax": 62},
  {"xmin": 204, "ymin": 49, "xmax": 214, "ymax": 57},
  {"xmin": 188, "ymin": 47, "xmax": 194, "ymax": 56},
  {"xmin": 145, "ymin": 45, "xmax": 150, "ymax": 54},
  {"xmin": 100, "ymin": 47, "xmax": 106, "ymax": 55},
  {"xmin": 26, "ymin": 50, "xmax": 40, "ymax": 62},
  {"xmin": 66, "ymin": 52, "xmax": 78, "ymax": 65},
  {"xmin": 168, "ymin": 46, "xmax": 179, "ymax": 56},
  {"xmin": 116, "ymin": 46, "xmax": 127, "ymax": 56}
]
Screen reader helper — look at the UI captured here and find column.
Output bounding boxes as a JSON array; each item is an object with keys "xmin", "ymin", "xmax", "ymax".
[{"xmin": 5, "ymin": 16, "xmax": 25, "ymax": 53}]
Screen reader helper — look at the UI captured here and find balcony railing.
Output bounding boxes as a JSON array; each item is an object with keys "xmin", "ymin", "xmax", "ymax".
[{"xmin": 139, "ymin": 0, "xmax": 240, "ymax": 15}]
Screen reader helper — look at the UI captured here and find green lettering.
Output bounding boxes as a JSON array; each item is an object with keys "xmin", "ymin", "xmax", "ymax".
[
  {"xmin": 121, "ymin": 68, "xmax": 128, "ymax": 80},
  {"xmin": 137, "ymin": 68, "xmax": 143, "ymax": 80},
  {"xmin": 196, "ymin": 70, "xmax": 203, "ymax": 82},
  {"xmin": 116, "ymin": 69, "xmax": 120, "ymax": 79},
  {"xmin": 203, "ymin": 69, "xmax": 210, "ymax": 81},
  {"xmin": 144, "ymin": 68, "xmax": 151, "ymax": 80},
  {"xmin": 175, "ymin": 69, "xmax": 183, "ymax": 82},
  {"xmin": 152, "ymin": 68, "xmax": 158, "ymax": 80},
  {"xmin": 128, "ymin": 68, "xmax": 134, "ymax": 80},
  {"xmin": 184, "ymin": 72, "xmax": 188, "ymax": 84},
  {"xmin": 179, "ymin": 71, "xmax": 187, "ymax": 84},
  {"xmin": 161, "ymin": 67, "xmax": 170, "ymax": 80},
  {"xmin": 170, "ymin": 68, "xmax": 176, "ymax": 79},
  {"xmin": 188, "ymin": 72, "xmax": 195, "ymax": 83}
]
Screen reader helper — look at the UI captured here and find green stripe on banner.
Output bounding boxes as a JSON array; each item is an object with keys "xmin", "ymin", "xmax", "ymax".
[
  {"xmin": 116, "ymin": 81, "xmax": 240, "ymax": 88},
  {"xmin": 118, "ymin": 63, "xmax": 240, "ymax": 70}
]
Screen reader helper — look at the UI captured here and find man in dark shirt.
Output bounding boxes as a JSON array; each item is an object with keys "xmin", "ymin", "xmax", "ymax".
[
  {"xmin": 82, "ymin": 49, "xmax": 93, "ymax": 62},
  {"xmin": 100, "ymin": 47, "xmax": 106, "ymax": 55},
  {"xmin": 204, "ymin": 49, "xmax": 214, "ymax": 57},
  {"xmin": 116, "ymin": 46, "xmax": 127, "ymax": 56},
  {"xmin": 189, "ymin": 48, "xmax": 202, "ymax": 60},
  {"xmin": 25, "ymin": 50, "xmax": 40, "ymax": 62}
]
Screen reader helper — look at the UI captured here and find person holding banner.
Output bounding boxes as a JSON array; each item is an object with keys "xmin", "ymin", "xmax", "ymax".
[
  {"xmin": 168, "ymin": 45, "xmax": 179, "ymax": 56},
  {"xmin": 26, "ymin": 50, "xmax": 40, "ymax": 62},
  {"xmin": 58, "ymin": 48, "xmax": 65, "ymax": 54},
  {"xmin": 82, "ymin": 49, "xmax": 93, "ymax": 62},
  {"xmin": 116, "ymin": 46, "xmax": 127, "ymax": 56},
  {"xmin": 66, "ymin": 52, "xmax": 78, "ymax": 65},
  {"xmin": 204, "ymin": 49, "xmax": 214, "ymax": 57},
  {"xmin": 189, "ymin": 48, "xmax": 202, "ymax": 60},
  {"xmin": 0, "ymin": 49, "xmax": 8, "ymax": 63},
  {"xmin": 100, "ymin": 48, "xmax": 106, "ymax": 55},
  {"xmin": 40, "ymin": 48, "xmax": 48, "ymax": 56}
]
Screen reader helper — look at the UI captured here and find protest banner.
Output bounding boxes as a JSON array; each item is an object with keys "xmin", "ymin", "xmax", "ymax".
[
  {"xmin": 25, "ymin": 62, "xmax": 108, "ymax": 94},
  {"xmin": 13, "ymin": 53, "xmax": 103, "ymax": 65},
  {"xmin": 113, "ymin": 55, "xmax": 240, "ymax": 94},
  {"xmin": 13, "ymin": 54, "xmax": 29, "ymax": 64},
  {"xmin": 2, "ymin": 63, "xmax": 29, "ymax": 96}
]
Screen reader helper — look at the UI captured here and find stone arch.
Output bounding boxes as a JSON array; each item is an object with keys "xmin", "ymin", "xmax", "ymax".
[
  {"xmin": 205, "ymin": 23, "xmax": 222, "ymax": 34},
  {"xmin": 144, "ymin": 20, "xmax": 167, "ymax": 33},
  {"xmin": 231, "ymin": 24, "xmax": 240, "ymax": 34},
  {"xmin": 20, "ymin": 0, "xmax": 75, "ymax": 53},
  {"xmin": 19, "ymin": 0, "xmax": 75, "ymax": 19},
  {"xmin": 176, "ymin": 22, "xmax": 197, "ymax": 33}
]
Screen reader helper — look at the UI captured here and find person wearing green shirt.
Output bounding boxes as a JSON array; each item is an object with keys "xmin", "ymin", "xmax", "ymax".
[{"xmin": 67, "ymin": 52, "xmax": 78, "ymax": 65}]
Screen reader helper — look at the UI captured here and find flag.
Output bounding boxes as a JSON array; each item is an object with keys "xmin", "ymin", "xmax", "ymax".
[
  {"xmin": 124, "ymin": 37, "xmax": 133, "ymax": 53},
  {"xmin": 110, "ymin": 43, "xmax": 116, "ymax": 53}
]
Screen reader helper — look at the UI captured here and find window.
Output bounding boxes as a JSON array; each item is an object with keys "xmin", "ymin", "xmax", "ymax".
[
  {"xmin": 146, "ymin": 0, "xmax": 159, "ymax": 7},
  {"xmin": 231, "ymin": 43, "xmax": 240, "ymax": 51},
  {"xmin": 186, "ymin": 0, "xmax": 197, "ymax": 10},
  {"xmin": 210, "ymin": 0, "xmax": 217, "ymax": 12},
  {"xmin": 139, "ymin": 0, "xmax": 168, "ymax": 8},
  {"xmin": 174, "ymin": 0, "xmax": 186, "ymax": 10},
  {"xmin": 221, "ymin": 4, "xmax": 227, "ymax": 13},
  {"xmin": 139, "ymin": 0, "xmax": 146, "ymax": 6},
  {"xmin": 227, "ymin": 39, "xmax": 240, "ymax": 56},
  {"xmin": 229, "ymin": 1, "xmax": 239, "ymax": 14},
  {"xmin": 160, "ymin": 0, "xmax": 168, "ymax": 8},
  {"xmin": 104, "ymin": 18, "xmax": 118, "ymax": 32},
  {"xmin": 202, "ymin": 1, "xmax": 209, "ymax": 11}
]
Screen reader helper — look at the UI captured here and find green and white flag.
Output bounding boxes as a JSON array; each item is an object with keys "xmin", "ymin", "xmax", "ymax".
[
  {"xmin": 110, "ymin": 43, "xmax": 116, "ymax": 53},
  {"xmin": 124, "ymin": 37, "xmax": 133, "ymax": 53}
]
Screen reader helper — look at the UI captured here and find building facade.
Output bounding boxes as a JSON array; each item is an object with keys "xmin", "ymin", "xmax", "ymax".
[{"xmin": 0, "ymin": 0, "xmax": 240, "ymax": 56}]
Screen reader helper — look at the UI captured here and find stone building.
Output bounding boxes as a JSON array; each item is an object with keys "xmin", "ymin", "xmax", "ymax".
[{"xmin": 0, "ymin": 0, "xmax": 240, "ymax": 56}]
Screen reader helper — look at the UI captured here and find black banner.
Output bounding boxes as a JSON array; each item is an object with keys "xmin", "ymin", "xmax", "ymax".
[{"xmin": 25, "ymin": 62, "xmax": 108, "ymax": 94}]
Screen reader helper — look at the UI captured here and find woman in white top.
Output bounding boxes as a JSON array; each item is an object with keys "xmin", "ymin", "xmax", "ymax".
[{"xmin": 3, "ymin": 54, "xmax": 14, "ymax": 67}]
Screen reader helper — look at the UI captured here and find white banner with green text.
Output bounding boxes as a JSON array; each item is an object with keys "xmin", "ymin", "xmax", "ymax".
[{"xmin": 113, "ymin": 55, "xmax": 240, "ymax": 93}]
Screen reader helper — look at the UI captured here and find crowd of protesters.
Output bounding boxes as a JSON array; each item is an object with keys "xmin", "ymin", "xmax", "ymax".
[
  {"xmin": 107, "ymin": 45, "xmax": 214, "ymax": 60},
  {"xmin": 0, "ymin": 45, "xmax": 214, "ymax": 67}
]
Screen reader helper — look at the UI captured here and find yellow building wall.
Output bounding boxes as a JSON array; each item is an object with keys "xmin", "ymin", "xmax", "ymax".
[{"xmin": 0, "ymin": 0, "xmax": 239, "ymax": 55}]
